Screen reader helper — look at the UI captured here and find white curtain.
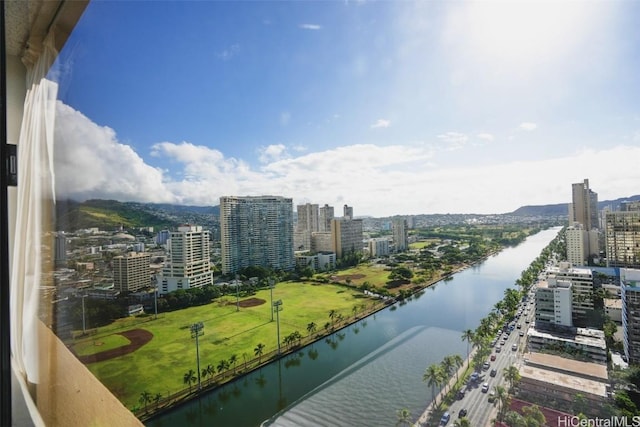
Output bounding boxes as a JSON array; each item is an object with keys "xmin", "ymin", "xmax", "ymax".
[{"xmin": 10, "ymin": 33, "xmax": 59, "ymax": 385}]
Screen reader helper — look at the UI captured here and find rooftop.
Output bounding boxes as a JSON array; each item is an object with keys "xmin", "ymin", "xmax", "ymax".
[
  {"xmin": 519, "ymin": 363, "xmax": 608, "ymax": 398},
  {"xmin": 524, "ymin": 352, "xmax": 608, "ymax": 381}
]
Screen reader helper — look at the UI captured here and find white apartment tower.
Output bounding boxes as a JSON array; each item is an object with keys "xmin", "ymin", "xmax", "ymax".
[
  {"xmin": 113, "ymin": 251, "xmax": 151, "ymax": 292},
  {"xmin": 566, "ymin": 223, "xmax": 587, "ymax": 266},
  {"xmin": 220, "ymin": 196, "xmax": 295, "ymax": 274},
  {"xmin": 159, "ymin": 225, "xmax": 212, "ymax": 295},
  {"xmin": 318, "ymin": 204, "xmax": 334, "ymax": 233},
  {"xmin": 535, "ymin": 277, "xmax": 573, "ymax": 328},
  {"xmin": 392, "ymin": 218, "xmax": 409, "ymax": 252},
  {"xmin": 545, "ymin": 262, "xmax": 595, "ymax": 327},
  {"xmin": 294, "ymin": 203, "xmax": 319, "ymax": 251}
]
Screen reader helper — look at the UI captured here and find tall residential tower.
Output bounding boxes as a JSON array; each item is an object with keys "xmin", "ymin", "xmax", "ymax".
[{"xmin": 220, "ymin": 196, "xmax": 295, "ymax": 274}]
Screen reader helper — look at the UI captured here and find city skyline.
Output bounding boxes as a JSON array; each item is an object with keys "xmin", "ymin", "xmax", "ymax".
[{"xmin": 51, "ymin": 1, "xmax": 640, "ymax": 217}]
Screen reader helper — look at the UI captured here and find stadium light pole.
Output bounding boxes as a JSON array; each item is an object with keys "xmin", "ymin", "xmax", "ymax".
[
  {"xmin": 190, "ymin": 321, "xmax": 204, "ymax": 390},
  {"xmin": 269, "ymin": 278, "xmax": 275, "ymax": 322},
  {"xmin": 273, "ymin": 300, "xmax": 283, "ymax": 355}
]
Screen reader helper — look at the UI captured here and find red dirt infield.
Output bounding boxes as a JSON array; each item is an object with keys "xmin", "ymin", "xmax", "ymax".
[{"xmin": 75, "ymin": 329, "xmax": 153, "ymax": 364}]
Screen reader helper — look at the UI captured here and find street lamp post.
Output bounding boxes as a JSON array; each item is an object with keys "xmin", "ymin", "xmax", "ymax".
[
  {"xmin": 269, "ymin": 278, "xmax": 275, "ymax": 322},
  {"xmin": 235, "ymin": 275, "xmax": 240, "ymax": 312},
  {"xmin": 273, "ymin": 299, "xmax": 283, "ymax": 355},
  {"xmin": 154, "ymin": 282, "xmax": 158, "ymax": 320},
  {"xmin": 81, "ymin": 294, "xmax": 88, "ymax": 334},
  {"xmin": 190, "ymin": 321, "xmax": 204, "ymax": 391}
]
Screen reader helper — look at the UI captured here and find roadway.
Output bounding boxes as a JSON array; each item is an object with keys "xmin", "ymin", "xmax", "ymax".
[{"xmin": 440, "ymin": 295, "xmax": 535, "ymax": 427}]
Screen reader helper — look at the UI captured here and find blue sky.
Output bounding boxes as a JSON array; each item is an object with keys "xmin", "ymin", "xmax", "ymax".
[{"xmin": 51, "ymin": 1, "xmax": 640, "ymax": 216}]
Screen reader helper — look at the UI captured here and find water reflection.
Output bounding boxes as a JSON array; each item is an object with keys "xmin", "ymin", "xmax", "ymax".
[{"xmin": 147, "ymin": 228, "xmax": 560, "ymax": 427}]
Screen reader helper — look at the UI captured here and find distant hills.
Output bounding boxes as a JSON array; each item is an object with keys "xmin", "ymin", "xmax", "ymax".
[
  {"xmin": 508, "ymin": 195, "xmax": 640, "ymax": 217},
  {"xmin": 55, "ymin": 195, "xmax": 640, "ymax": 231},
  {"xmin": 55, "ymin": 199, "xmax": 218, "ymax": 231}
]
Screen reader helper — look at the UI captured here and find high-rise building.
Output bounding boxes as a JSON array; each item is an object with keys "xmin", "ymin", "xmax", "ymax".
[
  {"xmin": 220, "ymin": 196, "xmax": 294, "ymax": 274},
  {"xmin": 318, "ymin": 204, "xmax": 334, "ymax": 232},
  {"xmin": 54, "ymin": 233, "xmax": 67, "ymax": 267},
  {"xmin": 392, "ymin": 218, "xmax": 409, "ymax": 252},
  {"xmin": 294, "ymin": 203, "xmax": 319, "ymax": 251},
  {"xmin": 605, "ymin": 210, "xmax": 640, "ymax": 269},
  {"xmin": 159, "ymin": 225, "xmax": 212, "ymax": 294},
  {"xmin": 369, "ymin": 238, "xmax": 390, "ymax": 257},
  {"xmin": 570, "ymin": 179, "xmax": 599, "ymax": 231},
  {"xmin": 343, "ymin": 204, "xmax": 353, "ymax": 220},
  {"xmin": 297, "ymin": 203, "xmax": 319, "ymax": 232},
  {"xmin": 545, "ymin": 262, "xmax": 595, "ymax": 327},
  {"xmin": 113, "ymin": 251, "xmax": 151, "ymax": 292},
  {"xmin": 331, "ymin": 218, "xmax": 363, "ymax": 258},
  {"xmin": 566, "ymin": 224, "xmax": 587, "ymax": 266},
  {"xmin": 621, "ymin": 268, "xmax": 640, "ymax": 364},
  {"xmin": 535, "ymin": 277, "xmax": 573, "ymax": 329}
]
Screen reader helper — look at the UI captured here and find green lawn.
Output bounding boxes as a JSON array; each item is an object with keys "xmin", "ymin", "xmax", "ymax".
[
  {"xmin": 333, "ymin": 264, "xmax": 391, "ymax": 288},
  {"xmin": 73, "ymin": 333, "xmax": 130, "ymax": 356},
  {"xmin": 72, "ymin": 281, "xmax": 376, "ymax": 409}
]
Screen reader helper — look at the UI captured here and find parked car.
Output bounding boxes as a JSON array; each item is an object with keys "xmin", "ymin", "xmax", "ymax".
[
  {"xmin": 512, "ymin": 343, "xmax": 517, "ymax": 351},
  {"xmin": 470, "ymin": 372, "xmax": 479, "ymax": 382},
  {"xmin": 495, "ymin": 346, "xmax": 501, "ymax": 353},
  {"xmin": 481, "ymin": 382, "xmax": 489, "ymax": 393},
  {"xmin": 490, "ymin": 368, "xmax": 497, "ymax": 377},
  {"xmin": 490, "ymin": 354, "xmax": 496, "ymax": 361},
  {"xmin": 457, "ymin": 389, "xmax": 466, "ymax": 399},
  {"xmin": 482, "ymin": 361, "xmax": 490, "ymax": 370},
  {"xmin": 458, "ymin": 408, "xmax": 468, "ymax": 418},
  {"xmin": 440, "ymin": 412, "xmax": 451, "ymax": 425},
  {"xmin": 488, "ymin": 389, "xmax": 496, "ymax": 402}
]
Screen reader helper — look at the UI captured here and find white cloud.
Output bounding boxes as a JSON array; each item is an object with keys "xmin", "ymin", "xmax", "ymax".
[
  {"xmin": 519, "ymin": 122, "xmax": 538, "ymax": 131},
  {"xmin": 299, "ymin": 24, "xmax": 322, "ymax": 30},
  {"xmin": 371, "ymin": 119, "xmax": 391, "ymax": 129},
  {"xmin": 437, "ymin": 132, "xmax": 468, "ymax": 150},
  {"xmin": 54, "ymin": 102, "xmax": 640, "ymax": 216},
  {"xmin": 476, "ymin": 133, "xmax": 494, "ymax": 141},
  {"xmin": 54, "ymin": 102, "xmax": 174, "ymax": 203},
  {"xmin": 258, "ymin": 144, "xmax": 289, "ymax": 164}
]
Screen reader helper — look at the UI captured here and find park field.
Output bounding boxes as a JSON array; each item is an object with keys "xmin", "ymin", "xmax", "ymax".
[{"xmin": 71, "ymin": 281, "xmax": 377, "ymax": 409}]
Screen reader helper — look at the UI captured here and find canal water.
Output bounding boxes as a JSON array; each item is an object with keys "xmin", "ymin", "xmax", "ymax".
[{"xmin": 146, "ymin": 227, "xmax": 560, "ymax": 427}]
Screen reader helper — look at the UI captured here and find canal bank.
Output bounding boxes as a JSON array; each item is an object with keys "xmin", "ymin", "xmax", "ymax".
[{"xmin": 147, "ymin": 228, "xmax": 561, "ymax": 427}]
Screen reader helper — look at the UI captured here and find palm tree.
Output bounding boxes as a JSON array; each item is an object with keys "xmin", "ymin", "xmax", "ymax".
[
  {"xmin": 441, "ymin": 355, "xmax": 456, "ymax": 393},
  {"xmin": 139, "ymin": 390, "xmax": 152, "ymax": 412},
  {"xmin": 229, "ymin": 354, "xmax": 238, "ymax": 375},
  {"xmin": 503, "ymin": 365, "xmax": 521, "ymax": 392},
  {"xmin": 205, "ymin": 364, "xmax": 215, "ymax": 385},
  {"xmin": 217, "ymin": 359, "xmax": 230, "ymax": 378},
  {"xmin": 306, "ymin": 321, "xmax": 317, "ymax": 337},
  {"xmin": 329, "ymin": 309, "xmax": 337, "ymax": 326},
  {"xmin": 254, "ymin": 343, "xmax": 265, "ymax": 363},
  {"xmin": 423, "ymin": 364, "xmax": 443, "ymax": 406},
  {"xmin": 461, "ymin": 329, "xmax": 475, "ymax": 358},
  {"xmin": 153, "ymin": 392, "xmax": 162, "ymax": 409},
  {"xmin": 183, "ymin": 369, "xmax": 196, "ymax": 392},
  {"xmin": 453, "ymin": 418, "xmax": 470, "ymax": 427},
  {"xmin": 395, "ymin": 408, "xmax": 413, "ymax": 426},
  {"xmin": 494, "ymin": 385, "xmax": 509, "ymax": 422},
  {"xmin": 452, "ymin": 354, "xmax": 464, "ymax": 384},
  {"xmin": 352, "ymin": 305, "xmax": 358, "ymax": 319},
  {"xmin": 201, "ymin": 367, "xmax": 209, "ymax": 385}
]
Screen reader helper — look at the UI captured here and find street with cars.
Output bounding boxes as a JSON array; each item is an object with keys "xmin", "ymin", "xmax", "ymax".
[{"xmin": 439, "ymin": 292, "xmax": 536, "ymax": 426}]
